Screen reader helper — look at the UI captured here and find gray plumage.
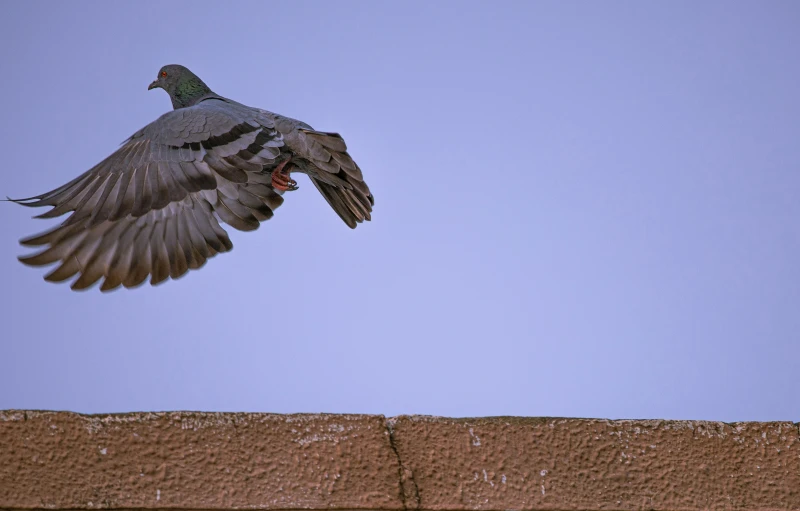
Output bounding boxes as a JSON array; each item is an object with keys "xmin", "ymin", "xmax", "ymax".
[{"xmin": 11, "ymin": 65, "xmax": 373, "ymax": 291}]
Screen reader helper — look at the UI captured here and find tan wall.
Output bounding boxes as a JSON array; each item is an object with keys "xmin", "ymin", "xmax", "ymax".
[{"xmin": 1, "ymin": 411, "xmax": 797, "ymax": 510}]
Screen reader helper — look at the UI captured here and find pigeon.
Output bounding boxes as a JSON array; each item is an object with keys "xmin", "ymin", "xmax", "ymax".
[{"xmin": 10, "ymin": 64, "xmax": 373, "ymax": 292}]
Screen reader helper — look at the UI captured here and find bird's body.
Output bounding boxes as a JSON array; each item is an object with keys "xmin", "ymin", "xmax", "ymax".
[{"xmin": 11, "ymin": 65, "xmax": 373, "ymax": 291}]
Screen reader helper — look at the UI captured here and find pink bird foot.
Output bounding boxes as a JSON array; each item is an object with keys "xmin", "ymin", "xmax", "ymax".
[{"xmin": 271, "ymin": 158, "xmax": 298, "ymax": 192}]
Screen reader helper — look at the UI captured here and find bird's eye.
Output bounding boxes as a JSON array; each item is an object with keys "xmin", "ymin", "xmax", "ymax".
[{"xmin": 161, "ymin": 71, "xmax": 167, "ymax": 78}]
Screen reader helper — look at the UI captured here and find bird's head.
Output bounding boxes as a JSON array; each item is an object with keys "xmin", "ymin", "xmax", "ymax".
[
  {"xmin": 148, "ymin": 64, "xmax": 213, "ymax": 109},
  {"xmin": 148, "ymin": 64, "xmax": 190, "ymax": 93}
]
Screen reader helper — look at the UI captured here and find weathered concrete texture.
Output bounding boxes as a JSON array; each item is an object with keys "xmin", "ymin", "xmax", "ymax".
[
  {"xmin": 1, "ymin": 412, "xmax": 798, "ymax": 511},
  {"xmin": 0, "ymin": 411, "xmax": 401, "ymax": 510},
  {"xmin": 389, "ymin": 416, "xmax": 800, "ymax": 511}
]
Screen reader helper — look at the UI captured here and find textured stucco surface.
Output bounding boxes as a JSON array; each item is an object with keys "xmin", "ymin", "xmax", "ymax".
[
  {"xmin": 1, "ymin": 411, "xmax": 798, "ymax": 511},
  {"xmin": 389, "ymin": 416, "xmax": 800, "ymax": 510},
  {"xmin": 0, "ymin": 411, "xmax": 401, "ymax": 510}
]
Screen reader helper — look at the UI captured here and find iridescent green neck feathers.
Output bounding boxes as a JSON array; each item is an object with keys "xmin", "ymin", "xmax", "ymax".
[{"xmin": 170, "ymin": 76, "xmax": 213, "ymax": 109}]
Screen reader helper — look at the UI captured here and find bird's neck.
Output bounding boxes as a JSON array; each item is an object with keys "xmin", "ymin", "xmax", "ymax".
[{"xmin": 171, "ymin": 79, "xmax": 214, "ymax": 109}]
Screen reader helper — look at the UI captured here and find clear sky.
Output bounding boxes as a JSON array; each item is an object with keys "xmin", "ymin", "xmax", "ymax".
[{"xmin": 1, "ymin": 1, "xmax": 798, "ymax": 422}]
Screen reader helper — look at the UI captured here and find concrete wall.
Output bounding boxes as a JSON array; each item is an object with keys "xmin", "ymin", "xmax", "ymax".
[{"xmin": 1, "ymin": 411, "xmax": 797, "ymax": 510}]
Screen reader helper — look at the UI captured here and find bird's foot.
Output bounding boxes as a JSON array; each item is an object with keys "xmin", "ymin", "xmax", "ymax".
[
  {"xmin": 272, "ymin": 173, "xmax": 298, "ymax": 192},
  {"xmin": 271, "ymin": 158, "xmax": 299, "ymax": 192}
]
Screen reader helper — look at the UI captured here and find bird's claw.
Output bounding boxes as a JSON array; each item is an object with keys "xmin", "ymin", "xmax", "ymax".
[
  {"xmin": 272, "ymin": 176, "xmax": 298, "ymax": 192},
  {"xmin": 271, "ymin": 157, "xmax": 299, "ymax": 192},
  {"xmin": 271, "ymin": 172, "xmax": 298, "ymax": 192}
]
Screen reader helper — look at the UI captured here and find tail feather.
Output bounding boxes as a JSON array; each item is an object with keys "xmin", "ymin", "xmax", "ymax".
[
  {"xmin": 310, "ymin": 176, "xmax": 373, "ymax": 229},
  {"xmin": 293, "ymin": 129, "xmax": 374, "ymax": 229}
]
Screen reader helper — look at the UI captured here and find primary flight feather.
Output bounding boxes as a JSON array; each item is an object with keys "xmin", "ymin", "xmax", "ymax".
[{"xmin": 10, "ymin": 64, "xmax": 374, "ymax": 291}]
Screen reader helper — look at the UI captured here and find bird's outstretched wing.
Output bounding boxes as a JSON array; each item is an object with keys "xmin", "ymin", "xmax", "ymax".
[{"xmin": 13, "ymin": 98, "xmax": 285, "ymax": 291}]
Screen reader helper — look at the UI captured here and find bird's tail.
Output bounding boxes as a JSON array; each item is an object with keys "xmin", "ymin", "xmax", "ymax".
[
  {"xmin": 300, "ymin": 130, "xmax": 374, "ymax": 229},
  {"xmin": 309, "ymin": 175, "xmax": 373, "ymax": 229}
]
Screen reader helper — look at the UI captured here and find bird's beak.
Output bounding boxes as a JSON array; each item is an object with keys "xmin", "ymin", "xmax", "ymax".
[{"xmin": 148, "ymin": 80, "xmax": 159, "ymax": 91}]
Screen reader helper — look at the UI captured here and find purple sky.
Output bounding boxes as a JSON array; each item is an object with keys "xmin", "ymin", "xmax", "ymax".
[{"xmin": 2, "ymin": 1, "xmax": 799, "ymax": 421}]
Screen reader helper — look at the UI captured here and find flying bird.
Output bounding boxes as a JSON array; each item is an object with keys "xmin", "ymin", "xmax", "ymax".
[{"xmin": 10, "ymin": 65, "xmax": 373, "ymax": 291}]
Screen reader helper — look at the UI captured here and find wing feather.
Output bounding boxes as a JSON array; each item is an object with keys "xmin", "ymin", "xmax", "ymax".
[{"xmin": 12, "ymin": 98, "xmax": 286, "ymax": 290}]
